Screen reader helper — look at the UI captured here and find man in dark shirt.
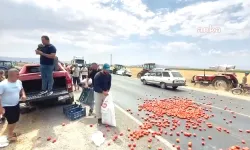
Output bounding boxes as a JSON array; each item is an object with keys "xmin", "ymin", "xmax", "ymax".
[
  {"xmin": 93, "ymin": 63, "xmax": 111, "ymax": 125},
  {"xmin": 88, "ymin": 63, "xmax": 100, "ymax": 86},
  {"xmin": 35, "ymin": 35, "xmax": 57, "ymax": 96}
]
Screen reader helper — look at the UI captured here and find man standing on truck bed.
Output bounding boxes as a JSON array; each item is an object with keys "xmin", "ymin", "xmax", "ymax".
[
  {"xmin": 35, "ymin": 35, "xmax": 57, "ymax": 96},
  {"xmin": 0, "ymin": 68, "xmax": 27, "ymax": 142},
  {"xmin": 93, "ymin": 63, "xmax": 112, "ymax": 125}
]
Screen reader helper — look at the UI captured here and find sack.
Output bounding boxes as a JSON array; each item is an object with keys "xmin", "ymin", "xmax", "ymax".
[
  {"xmin": 101, "ymin": 92, "xmax": 116, "ymax": 127},
  {"xmin": 80, "ymin": 88, "xmax": 94, "ymax": 106}
]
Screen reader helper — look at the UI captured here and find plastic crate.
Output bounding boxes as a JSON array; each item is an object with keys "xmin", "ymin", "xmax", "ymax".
[
  {"xmin": 63, "ymin": 103, "xmax": 80, "ymax": 114},
  {"xmin": 65, "ymin": 107, "xmax": 86, "ymax": 121}
]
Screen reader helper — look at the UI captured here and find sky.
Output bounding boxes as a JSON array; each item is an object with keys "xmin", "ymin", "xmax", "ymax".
[{"xmin": 0, "ymin": 0, "xmax": 249, "ymax": 69}]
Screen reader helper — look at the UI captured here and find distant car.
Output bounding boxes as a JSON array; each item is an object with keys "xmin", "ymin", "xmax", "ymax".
[
  {"xmin": 140, "ymin": 69, "xmax": 186, "ymax": 90},
  {"xmin": 116, "ymin": 68, "xmax": 132, "ymax": 77}
]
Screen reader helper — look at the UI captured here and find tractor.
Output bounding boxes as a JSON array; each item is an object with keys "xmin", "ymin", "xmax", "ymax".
[
  {"xmin": 137, "ymin": 63, "xmax": 156, "ymax": 78},
  {"xmin": 0, "ymin": 60, "xmax": 19, "ymax": 77},
  {"xmin": 191, "ymin": 65, "xmax": 238, "ymax": 91},
  {"xmin": 112, "ymin": 64, "xmax": 125, "ymax": 74}
]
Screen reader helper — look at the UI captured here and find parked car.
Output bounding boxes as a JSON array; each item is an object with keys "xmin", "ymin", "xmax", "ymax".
[
  {"xmin": 19, "ymin": 63, "xmax": 74, "ymax": 104},
  {"xmin": 116, "ymin": 68, "xmax": 132, "ymax": 77},
  {"xmin": 140, "ymin": 69, "xmax": 186, "ymax": 90}
]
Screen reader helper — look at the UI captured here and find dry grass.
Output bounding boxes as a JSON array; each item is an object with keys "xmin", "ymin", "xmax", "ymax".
[{"xmin": 128, "ymin": 67, "xmax": 249, "ymax": 85}]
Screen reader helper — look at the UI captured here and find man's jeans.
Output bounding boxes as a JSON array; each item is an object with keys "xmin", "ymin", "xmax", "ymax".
[{"xmin": 40, "ymin": 65, "xmax": 54, "ymax": 91}]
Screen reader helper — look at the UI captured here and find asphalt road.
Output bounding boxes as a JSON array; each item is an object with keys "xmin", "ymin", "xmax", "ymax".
[{"xmin": 111, "ymin": 75, "xmax": 250, "ymax": 150}]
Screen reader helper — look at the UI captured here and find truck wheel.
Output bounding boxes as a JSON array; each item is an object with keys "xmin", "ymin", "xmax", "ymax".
[
  {"xmin": 66, "ymin": 97, "xmax": 74, "ymax": 104},
  {"xmin": 212, "ymin": 77, "xmax": 230, "ymax": 91},
  {"xmin": 172, "ymin": 86, "xmax": 178, "ymax": 90},
  {"xmin": 142, "ymin": 79, "xmax": 147, "ymax": 85},
  {"xmin": 160, "ymin": 82, "xmax": 166, "ymax": 89}
]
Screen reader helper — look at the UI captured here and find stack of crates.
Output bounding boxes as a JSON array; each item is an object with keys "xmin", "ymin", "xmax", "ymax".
[{"xmin": 63, "ymin": 103, "xmax": 86, "ymax": 121}]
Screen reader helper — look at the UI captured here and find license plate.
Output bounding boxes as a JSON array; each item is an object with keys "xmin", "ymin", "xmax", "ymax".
[
  {"xmin": 176, "ymin": 80, "xmax": 184, "ymax": 83},
  {"xmin": 58, "ymin": 95, "xmax": 69, "ymax": 101}
]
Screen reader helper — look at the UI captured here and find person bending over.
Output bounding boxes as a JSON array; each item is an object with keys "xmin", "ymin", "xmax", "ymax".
[
  {"xmin": 0, "ymin": 68, "xmax": 26, "ymax": 142},
  {"xmin": 35, "ymin": 35, "xmax": 57, "ymax": 96},
  {"xmin": 93, "ymin": 63, "xmax": 111, "ymax": 125}
]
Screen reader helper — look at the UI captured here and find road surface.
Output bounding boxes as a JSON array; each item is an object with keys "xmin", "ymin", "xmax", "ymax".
[{"xmin": 111, "ymin": 75, "xmax": 250, "ymax": 150}]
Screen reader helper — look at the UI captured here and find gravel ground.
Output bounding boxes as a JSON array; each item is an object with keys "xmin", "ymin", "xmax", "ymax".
[{"xmin": 0, "ymin": 91, "xmax": 168, "ymax": 150}]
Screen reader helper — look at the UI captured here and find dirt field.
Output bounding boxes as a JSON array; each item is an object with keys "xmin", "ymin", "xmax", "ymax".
[{"xmin": 128, "ymin": 67, "xmax": 249, "ymax": 85}]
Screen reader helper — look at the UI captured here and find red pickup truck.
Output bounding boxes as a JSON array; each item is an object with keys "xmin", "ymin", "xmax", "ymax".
[{"xmin": 19, "ymin": 63, "xmax": 74, "ymax": 104}]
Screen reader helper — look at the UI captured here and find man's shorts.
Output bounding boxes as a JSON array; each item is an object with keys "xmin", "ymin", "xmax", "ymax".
[
  {"xmin": 72, "ymin": 77, "xmax": 80, "ymax": 85},
  {"xmin": 3, "ymin": 103, "xmax": 20, "ymax": 124}
]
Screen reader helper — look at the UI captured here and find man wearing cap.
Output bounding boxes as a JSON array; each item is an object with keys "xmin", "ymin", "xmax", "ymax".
[{"xmin": 93, "ymin": 63, "xmax": 112, "ymax": 125}]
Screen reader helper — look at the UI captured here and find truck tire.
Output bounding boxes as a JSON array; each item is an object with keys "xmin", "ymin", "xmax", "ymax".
[
  {"xmin": 212, "ymin": 77, "xmax": 230, "ymax": 91},
  {"xmin": 172, "ymin": 86, "xmax": 178, "ymax": 90},
  {"xmin": 66, "ymin": 97, "xmax": 74, "ymax": 104}
]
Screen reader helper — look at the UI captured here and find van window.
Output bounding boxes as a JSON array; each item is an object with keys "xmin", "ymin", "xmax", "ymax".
[
  {"xmin": 162, "ymin": 72, "xmax": 170, "ymax": 77},
  {"xmin": 156, "ymin": 72, "xmax": 162, "ymax": 77},
  {"xmin": 171, "ymin": 72, "xmax": 183, "ymax": 77}
]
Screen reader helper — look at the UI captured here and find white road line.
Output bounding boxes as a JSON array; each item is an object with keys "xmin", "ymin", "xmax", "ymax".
[
  {"xmin": 197, "ymin": 102, "xmax": 250, "ymax": 118},
  {"xmin": 114, "ymin": 104, "xmax": 175, "ymax": 150}
]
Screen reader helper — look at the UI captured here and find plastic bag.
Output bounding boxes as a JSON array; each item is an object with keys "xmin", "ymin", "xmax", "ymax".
[
  {"xmin": 91, "ymin": 131, "xmax": 105, "ymax": 147},
  {"xmin": 101, "ymin": 92, "xmax": 116, "ymax": 127},
  {"xmin": 0, "ymin": 136, "xmax": 9, "ymax": 148}
]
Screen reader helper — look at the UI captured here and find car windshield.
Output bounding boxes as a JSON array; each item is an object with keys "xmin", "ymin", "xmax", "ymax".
[
  {"xmin": 171, "ymin": 72, "xmax": 183, "ymax": 77},
  {"xmin": 75, "ymin": 59, "xmax": 84, "ymax": 64}
]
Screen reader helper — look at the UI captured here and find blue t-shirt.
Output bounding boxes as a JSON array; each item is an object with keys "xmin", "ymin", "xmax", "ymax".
[
  {"xmin": 40, "ymin": 44, "xmax": 57, "ymax": 65},
  {"xmin": 0, "ymin": 79, "xmax": 23, "ymax": 107}
]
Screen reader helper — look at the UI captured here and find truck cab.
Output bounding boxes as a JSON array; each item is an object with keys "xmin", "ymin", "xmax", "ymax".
[
  {"xmin": 71, "ymin": 57, "xmax": 86, "ymax": 68},
  {"xmin": 19, "ymin": 63, "xmax": 74, "ymax": 104}
]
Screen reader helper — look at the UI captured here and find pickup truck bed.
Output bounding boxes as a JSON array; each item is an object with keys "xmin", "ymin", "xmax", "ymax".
[{"xmin": 19, "ymin": 64, "xmax": 74, "ymax": 104}]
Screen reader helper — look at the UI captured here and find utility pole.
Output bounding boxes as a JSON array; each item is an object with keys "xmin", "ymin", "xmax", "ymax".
[{"xmin": 110, "ymin": 54, "xmax": 112, "ymax": 66}]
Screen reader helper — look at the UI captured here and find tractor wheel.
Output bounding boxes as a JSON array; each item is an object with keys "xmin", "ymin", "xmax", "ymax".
[
  {"xmin": 212, "ymin": 77, "xmax": 230, "ymax": 91},
  {"xmin": 231, "ymin": 88, "xmax": 243, "ymax": 95},
  {"xmin": 137, "ymin": 73, "xmax": 142, "ymax": 78}
]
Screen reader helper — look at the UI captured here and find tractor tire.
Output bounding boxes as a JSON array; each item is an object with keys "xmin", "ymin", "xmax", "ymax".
[
  {"xmin": 212, "ymin": 77, "xmax": 230, "ymax": 91},
  {"xmin": 160, "ymin": 82, "xmax": 166, "ymax": 89},
  {"xmin": 231, "ymin": 88, "xmax": 244, "ymax": 95},
  {"xmin": 137, "ymin": 73, "xmax": 142, "ymax": 78}
]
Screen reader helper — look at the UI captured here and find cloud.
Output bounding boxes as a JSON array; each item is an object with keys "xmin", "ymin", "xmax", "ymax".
[
  {"xmin": 154, "ymin": 0, "xmax": 250, "ymax": 41},
  {"xmin": 150, "ymin": 42, "xmax": 200, "ymax": 53},
  {"xmin": 0, "ymin": 0, "xmax": 250, "ymax": 68}
]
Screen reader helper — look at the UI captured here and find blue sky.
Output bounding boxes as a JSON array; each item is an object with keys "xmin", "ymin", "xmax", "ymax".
[{"xmin": 0, "ymin": 0, "xmax": 249, "ymax": 69}]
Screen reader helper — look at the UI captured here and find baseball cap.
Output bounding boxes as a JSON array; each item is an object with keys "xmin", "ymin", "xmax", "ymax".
[{"xmin": 103, "ymin": 63, "xmax": 110, "ymax": 70}]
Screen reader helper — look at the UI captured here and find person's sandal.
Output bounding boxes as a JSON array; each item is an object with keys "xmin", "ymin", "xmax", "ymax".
[{"xmin": 7, "ymin": 135, "xmax": 17, "ymax": 142}]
